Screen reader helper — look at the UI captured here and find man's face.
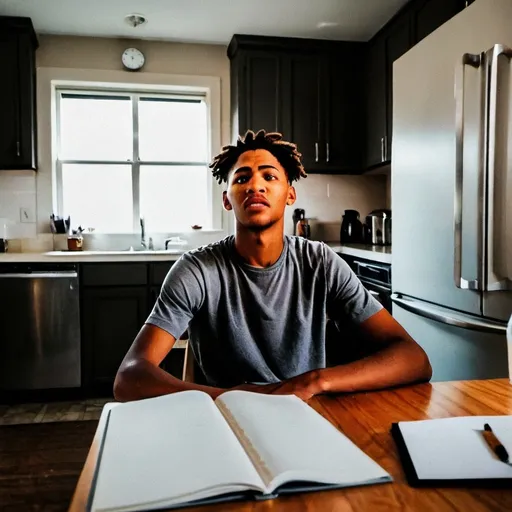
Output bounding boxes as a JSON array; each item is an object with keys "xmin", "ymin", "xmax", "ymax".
[{"xmin": 223, "ymin": 149, "xmax": 296, "ymax": 231}]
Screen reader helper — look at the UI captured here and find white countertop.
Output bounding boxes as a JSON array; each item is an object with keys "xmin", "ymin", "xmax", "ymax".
[
  {"xmin": 0, "ymin": 250, "xmax": 185, "ymax": 263},
  {"xmin": 0, "ymin": 243, "xmax": 392, "ymax": 265},
  {"xmin": 328, "ymin": 243, "xmax": 392, "ymax": 264}
]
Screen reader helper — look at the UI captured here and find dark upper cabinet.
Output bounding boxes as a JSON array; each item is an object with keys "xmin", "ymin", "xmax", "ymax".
[
  {"xmin": 384, "ymin": 11, "xmax": 412, "ymax": 161},
  {"xmin": 365, "ymin": 35, "xmax": 387, "ymax": 168},
  {"xmin": 230, "ymin": 50, "xmax": 284, "ymax": 137},
  {"xmin": 412, "ymin": 0, "xmax": 468, "ymax": 44},
  {"xmin": 281, "ymin": 53, "xmax": 323, "ymax": 170},
  {"xmin": 364, "ymin": 0, "xmax": 468, "ymax": 169},
  {"xmin": 229, "ymin": 35, "xmax": 365, "ymax": 174},
  {"xmin": 366, "ymin": 10, "xmax": 411, "ymax": 168},
  {"xmin": 0, "ymin": 17, "xmax": 38, "ymax": 171},
  {"xmin": 323, "ymin": 51, "xmax": 364, "ymax": 173}
]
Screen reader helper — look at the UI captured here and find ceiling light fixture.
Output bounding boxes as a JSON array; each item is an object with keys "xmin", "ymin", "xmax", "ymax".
[
  {"xmin": 317, "ymin": 21, "xmax": 339, "ymax": 29},
  {"xmin": 124, "ymin": 13, "xmax": 147, "ymax": 28}
]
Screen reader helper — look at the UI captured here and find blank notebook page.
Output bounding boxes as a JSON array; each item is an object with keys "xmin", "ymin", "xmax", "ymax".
[
  {"xmin": 90, "ymin": 391, "xmax": 264, "ymax": 512},
  {"xmin": 397, "ymin": 415, "xmax": 512, "ymax": 480},
  {"xmin": 217, "ymin": 391, "xmax": 391, "ymax": 489}
]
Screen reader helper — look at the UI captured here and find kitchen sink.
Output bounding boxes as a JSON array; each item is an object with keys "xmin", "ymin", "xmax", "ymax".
[{"xmin": 45, "ymin": 249, "xmax": 187, "ymax": 256}]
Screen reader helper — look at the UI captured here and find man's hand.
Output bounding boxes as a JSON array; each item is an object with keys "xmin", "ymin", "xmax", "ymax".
[
  {"xmin": 268, "ymin": 371, "xmax": 323, "ymax": 401},
  {"xmin": 226, "ymin": 370, "xmax": 324, "ymax": 401}
]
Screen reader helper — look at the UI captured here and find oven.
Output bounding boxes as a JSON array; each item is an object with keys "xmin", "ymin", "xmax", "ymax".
[{"xmin": 342, "ymin": 256, "xmax": 392, "ymax": 313}]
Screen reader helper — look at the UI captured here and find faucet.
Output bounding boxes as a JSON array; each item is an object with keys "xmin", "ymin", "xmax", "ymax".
[
  {"xmin": 140, "ymin": 216, "xmax": 146, "ymax": 249},
  {"xmin": 164, "ymin": 236, "xmax": 187, "ymax": 250}
]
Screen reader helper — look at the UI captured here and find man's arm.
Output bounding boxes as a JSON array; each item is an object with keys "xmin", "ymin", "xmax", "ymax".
[
  {"xmin": 315, "ymin": 308, "xmax": 432, "ymax": 394},
  {"xmin": 113, "ymin": 324, "xmax": 225, "ymax": 402},
  {"xmin": 230, "ymin": 309, "xmax": 431, "ymax": 401}
]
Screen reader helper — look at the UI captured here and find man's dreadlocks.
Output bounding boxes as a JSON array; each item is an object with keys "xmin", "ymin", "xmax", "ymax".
[{"xmin": 209, "ymin": 129, "xmax": 307, "ymax": 184}]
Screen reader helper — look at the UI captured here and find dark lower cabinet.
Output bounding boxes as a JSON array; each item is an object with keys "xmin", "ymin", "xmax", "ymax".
[
  {"xmin": 81, "ymin": 286, "xmax": 148, "ymax": 394},
  {"xmin": 0, "ymin": 17, "xmax": 38, "ymax": 171},
  {"xmin": 80, "ymin": 261, "xmax": 182, "ymax": 396}
]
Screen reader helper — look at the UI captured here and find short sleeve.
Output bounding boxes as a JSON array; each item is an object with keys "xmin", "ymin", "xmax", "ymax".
[
  {"xmin": 146, "ymin": 253, "xmax": 205, "ymax": 339},
  {"xmin": 323, "ymin": 245, "xmax": 383, "ymax": 324}
]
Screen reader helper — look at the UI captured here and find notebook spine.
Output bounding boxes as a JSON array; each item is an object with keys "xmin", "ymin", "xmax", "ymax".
[{"xmin": 216, "ymin": 400, "xmax": 273, "ymax": 486}]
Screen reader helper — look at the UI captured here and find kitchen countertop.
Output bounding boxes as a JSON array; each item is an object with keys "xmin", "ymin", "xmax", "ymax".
[
  {"xmin": 0, "ymin": 250, "xmax": 186, "ymax": 263},
  {"xmin": 0, "ymin": 242, "xmax": 392, "ymax": 265},
  {"xmin": 328, "ymin": 243, "xmax": 392, "ymax": 264}
]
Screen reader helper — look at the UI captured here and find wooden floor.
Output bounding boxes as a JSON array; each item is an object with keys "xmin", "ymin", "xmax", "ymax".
[{"xmin": 0, "ymin": 398, "xmax": 111, "ymax": 425}]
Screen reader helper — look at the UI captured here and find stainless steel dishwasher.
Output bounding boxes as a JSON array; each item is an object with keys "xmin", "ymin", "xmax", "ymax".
[{"xmin": 0, "ymin": 263, "xmax": 81, "ymax": 390}]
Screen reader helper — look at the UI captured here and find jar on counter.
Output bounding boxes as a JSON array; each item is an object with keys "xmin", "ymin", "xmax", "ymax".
[{"xmin": 67, "ymin": 235, "xmax": 84, "ymax": 251}]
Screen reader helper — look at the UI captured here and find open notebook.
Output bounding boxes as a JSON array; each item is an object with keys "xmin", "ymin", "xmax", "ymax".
[
  {"xmin": 87, "ymin": 390, "xmax": 391, "ymax": 511},
  {"xmin": 391, "ymin": 415, "xmax": 512, "ymax": 487}
]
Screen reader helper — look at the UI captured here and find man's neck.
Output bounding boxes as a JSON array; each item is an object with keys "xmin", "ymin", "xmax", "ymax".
[{"xmin": 234, "ymin": 222, "xmax": 285, "ymax": 268}]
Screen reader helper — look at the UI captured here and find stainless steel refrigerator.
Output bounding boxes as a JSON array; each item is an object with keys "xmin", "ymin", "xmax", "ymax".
[{"xmin": 392, "ymin": 0, "xmax": 512, "ymax": 381}]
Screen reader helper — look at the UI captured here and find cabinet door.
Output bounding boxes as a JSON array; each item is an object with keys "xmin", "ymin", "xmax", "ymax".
[
  {"xmin": 0, "ymin": 34, "xmax": 21, "ymax": 169},
  {"xmin": 412, "ymin": 0, "xmax": 467, "ymax": 44},
  {"xmin": 385, "ymin": 13, "xmax": 412, "ymax": 161},
  {"xmin": 282, "ymin": 54, "xmax": 322, "ymax": 171},
  {"xmin": 0, "ymin": 31, "xmax": 36, "ymax": 170},
  {"xmin": 16, "ymin": 32, "xmax": 37, "ymax": 170},
  {"xmin": 82, "ymin": 287, "xmax": 148, "ymax": 392},
  {"xmin": 323, "ymin": 51, "xmax": 364, "ymax": 173},
  {"xmin": 365, "ymin": 36, "xmax": 387, "ymax": 168},
  {"xmin": 237, "ymin": 52, "xmax": 283, "ymax": 136}
]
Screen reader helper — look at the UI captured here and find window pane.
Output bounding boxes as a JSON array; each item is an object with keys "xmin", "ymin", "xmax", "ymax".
[
  {"xmin": 62, "ymin": 164, "xmax": 133, "ymax": 233},
  {"xmin": 138, "ymin": 99, "xmax": 208, "ymax": 162},
  {"xmin": 59, "ymin": 95, "xmax": 132, "ymax": 161},
  {"xmin": 140, "ymin": 165, "xmax": 210, "ymax": 232}
]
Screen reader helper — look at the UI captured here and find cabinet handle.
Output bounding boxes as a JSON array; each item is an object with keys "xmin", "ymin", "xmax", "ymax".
[
  {"xmin": 315, "ymin": 142, "xmax": 319, "ymax": 162},
  {"xmin": 384, "ymin": 135, "xmax": 388, "ymax": 161},
  {"xmin": 16, "ymin": 141, "xmax": 20, "ymax": 157},
  {"xmin": 326, "ymin": 142, "xmax": 330, "ymax": 163},
  {"xmin": 381, "ymin": 137, "xmax": 385, "ymax": 162}
]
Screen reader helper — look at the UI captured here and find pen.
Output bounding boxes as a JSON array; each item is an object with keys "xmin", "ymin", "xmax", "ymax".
[{"xmin": 482, "ymin": 423, "xmax": 509, "ymax": 463}]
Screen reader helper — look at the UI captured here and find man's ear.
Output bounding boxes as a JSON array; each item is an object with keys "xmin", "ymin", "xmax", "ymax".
[
  {"xmin": 286, "ymin": 186, "xmax": 297, "ymax": 206},
  {"xmin": 223, "ymin": 191, "xmax": 232, "ymax": 211}
]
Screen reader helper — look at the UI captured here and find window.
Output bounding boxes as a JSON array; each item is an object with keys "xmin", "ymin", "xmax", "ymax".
[{"xmin": 56, "ymin": 90, "xmax": 211, "ymax": 233}]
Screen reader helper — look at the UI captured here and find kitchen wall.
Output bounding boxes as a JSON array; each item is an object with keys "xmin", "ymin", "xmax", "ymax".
[
  {"xmin": 0, "ymin": 33, "xmax": 388, "ymax": 246},
  {"xmin": 283, "ymin": 173, "xmax": 387, "ymax": 240}
]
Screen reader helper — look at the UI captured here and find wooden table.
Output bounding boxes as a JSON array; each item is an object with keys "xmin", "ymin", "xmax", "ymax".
[{"xmin": 69, "ymin": 379, "xmax": 512, "ymax": 511}]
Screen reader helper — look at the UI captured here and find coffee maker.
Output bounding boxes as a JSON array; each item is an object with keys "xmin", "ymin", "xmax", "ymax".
[{"xmin": 340, "ymin": 210, "xmax": 363, "ymax": 243}]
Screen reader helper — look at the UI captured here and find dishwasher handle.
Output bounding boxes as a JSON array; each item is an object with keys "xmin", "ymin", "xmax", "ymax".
[{"xmin": 0, "ymin": 271, "xmax": 78, "ymax": 279}]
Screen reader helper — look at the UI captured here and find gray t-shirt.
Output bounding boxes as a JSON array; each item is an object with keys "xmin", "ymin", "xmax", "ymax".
[{"xmin": 147, "ymin": 235, "xmax": 382, "ymax": 387}]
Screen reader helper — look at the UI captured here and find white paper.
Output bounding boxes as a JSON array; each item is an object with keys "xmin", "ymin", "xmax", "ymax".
[
  {"xmin": 216, "ymin": 391, "xmax": 391, "ymax": 492},
  {"xmin": 398, "ymin": 415, "xmax": 512, "ymax": 480},
  {"xmin": 90, "ymin": 391, "xmax": 265, "ymax": 512}
]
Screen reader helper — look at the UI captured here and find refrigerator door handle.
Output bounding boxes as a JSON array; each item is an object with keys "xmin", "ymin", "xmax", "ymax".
[
  {"xmin": 391, "ymin": 293, "xmax": 507, "ymax": 334},
  {"xmin": 454, "ymin": 52, "xmax": 483, "ymax": 291},
  {"xmin": 485, "ymin": 44, "xmax": 512, "ymax": 292}
]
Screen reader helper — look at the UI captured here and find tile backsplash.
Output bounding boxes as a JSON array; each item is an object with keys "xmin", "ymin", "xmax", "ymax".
[
  {"xmin": 284, "ymin": 173, "xmax": 388, "ymax": 241},
  {"xmin": 0, "ymin": 170, "xmax": 388, "ymax": 247},
  {"xmin": 0, "ymin": 171, "xmax": 37, "ymax": 239}
]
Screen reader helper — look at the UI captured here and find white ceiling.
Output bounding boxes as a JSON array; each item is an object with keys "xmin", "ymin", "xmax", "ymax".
[{"xmin": 0, "ymin": 0, "xmax": 410, "ymax": 45}]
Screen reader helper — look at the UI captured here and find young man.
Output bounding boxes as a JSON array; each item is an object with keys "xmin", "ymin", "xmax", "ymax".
[{"xmin": 114, "ymin": 130, "xmax": 431, "ymax": 402}]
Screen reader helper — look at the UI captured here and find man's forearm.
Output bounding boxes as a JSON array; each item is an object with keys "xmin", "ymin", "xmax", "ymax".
[
  {"xmin": 317, "ymin": 338, "xmax": 432, "ymax": 395},
  {"xmin": 113, "ymin": 359, "xmax": 224, "ymax": 402}
]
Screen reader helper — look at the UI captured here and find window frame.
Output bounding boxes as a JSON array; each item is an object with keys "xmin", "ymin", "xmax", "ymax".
[
  {"xmin": 55, "ymin": 88, "xmax": 213, "ymax": 233},
  {"xmin": 41, "ymin": 68, "xmax": 226, "ymax": 236}
]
